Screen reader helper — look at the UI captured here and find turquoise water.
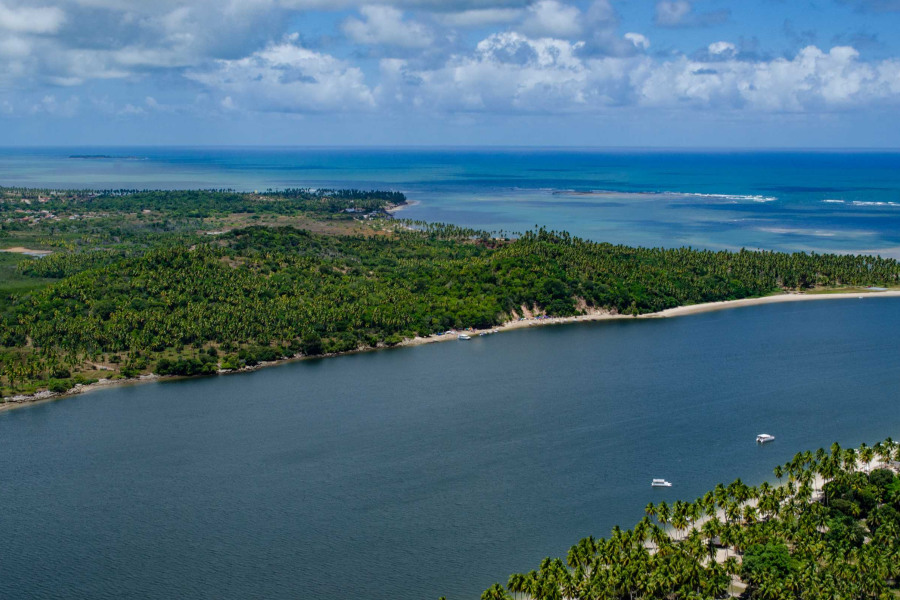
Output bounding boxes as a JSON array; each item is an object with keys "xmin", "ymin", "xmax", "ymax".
[
  {"xmin": 2, "ymin": 147, "xmax": 900, "ymax": 254},
  {"xmin": 2, "ymin": 299, "xmax": 899, "ymax": 600}
]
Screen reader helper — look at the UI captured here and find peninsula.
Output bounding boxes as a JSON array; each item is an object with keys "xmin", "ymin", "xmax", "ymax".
[{"xmin": 2, "ymin": 186, "xmax": 899, "ymax": 404}]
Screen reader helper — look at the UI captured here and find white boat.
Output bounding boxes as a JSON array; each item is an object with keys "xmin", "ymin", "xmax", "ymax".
[
  {"xmin": 756, "ymin": 434, "xmax": 775, "ymax": 444},
  {"xmin": 651, "ymin": 478, "xmax": 672, "ymax": 487},
  {"xmin": 458, "ymin": 334, "xmax": 471, "ymax": 340}
]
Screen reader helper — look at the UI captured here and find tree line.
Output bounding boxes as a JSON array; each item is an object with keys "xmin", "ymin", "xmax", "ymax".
[{"xmin": 2, "ymin": 190, "xmax": 900, "ymax": 397}]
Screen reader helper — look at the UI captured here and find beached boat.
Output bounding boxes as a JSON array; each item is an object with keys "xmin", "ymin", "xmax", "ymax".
[
  {"xmin": 756, "ymin": 433, "xmax": 775, "ymax": 444},
  {"xmin": 651, "ymin": 478, "xmax": 672, "ymax": 487},
  {"xmin": 458, "ymin": 334, "xmax": 471, "ymax": 340}
]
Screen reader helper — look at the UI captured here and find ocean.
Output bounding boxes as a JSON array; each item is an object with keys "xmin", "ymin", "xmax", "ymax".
[{"xmin": 2, "ymin": 147, "xmax": 900, "ymax": 255}]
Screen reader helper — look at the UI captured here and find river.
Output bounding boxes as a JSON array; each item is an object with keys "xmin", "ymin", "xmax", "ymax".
[{"xmin": 2, "ymin": 298, "xmax": 898, "ymax": 599}]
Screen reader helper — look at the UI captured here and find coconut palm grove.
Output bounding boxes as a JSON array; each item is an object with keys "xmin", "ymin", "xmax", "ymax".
[{"xmin": 476, "ymin": 439, "xmax": 900, "ymax": 600}]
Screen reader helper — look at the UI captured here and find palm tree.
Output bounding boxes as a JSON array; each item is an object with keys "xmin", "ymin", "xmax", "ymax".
[
  {"xmin": 644, "ymin": 501, "xmax": 656, "ymax": 522},
  {"xmin": 842, "ymin": 447, "xmax": 858, "ymax": 472},
  {"xmin": 859, "ymin": 443, "xmax": 875, "ymax": 473},
  {"xmin": 873, "ymin": 441, "xmax": 890, "ymax": 469},
  {"xmin": 671, "ymin": 509, "xmax": 689, "ymax": 542},
  {"xmin": 480, "ymin": 589, "xmax": 511, "ymax": 600},
  {"xmin": 656, "ymin": 500, "xmax": 670, "ymax": 530}
]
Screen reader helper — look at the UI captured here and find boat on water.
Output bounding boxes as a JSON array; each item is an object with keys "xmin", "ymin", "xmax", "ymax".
[
  {"xmin": 756, "ymin": 433, "xmax": 775, "ymax": 444},
  {"xmin": 651, "ymin": 478, "xmax": 672, "ymax": 487},
  {"xmin": 458, "ymin": 334, "xmax": 471, "ymax": 340}
]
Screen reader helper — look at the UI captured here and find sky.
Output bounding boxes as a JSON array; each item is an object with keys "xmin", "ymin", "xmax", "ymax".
[{"xmin": 1, "ymin": 0, "xmax": 899, "ymax": 147}]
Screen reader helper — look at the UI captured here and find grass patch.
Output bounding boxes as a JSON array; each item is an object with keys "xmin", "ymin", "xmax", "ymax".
[{"xmin": 0, "ymin": 252, "xmax": 55, "ymax": 308}]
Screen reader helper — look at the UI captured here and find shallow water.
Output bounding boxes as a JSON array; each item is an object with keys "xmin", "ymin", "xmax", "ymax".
[
  {"xmin": 2, "ymin": 147, "xmax": 900, "ymax": 254},
  {"xmin": 2, "ymin": 298, "xmax": 899, "ymax": 600}
]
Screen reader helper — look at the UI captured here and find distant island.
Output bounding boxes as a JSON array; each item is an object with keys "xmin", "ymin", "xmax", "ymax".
[{"xmin": 1, "ymin": 186, "xmax": 899, "ymax": 404}]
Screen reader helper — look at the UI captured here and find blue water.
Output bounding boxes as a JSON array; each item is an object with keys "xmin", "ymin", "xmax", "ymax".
[
  {"xmin": 2, "ymin": 148, "xmax": 900, "ymax": 598},
  {"xmin": 2, "ymin": 298, "xmax": 900, "ymax": 600},
  {"xmin": 2, "ymin": 147, "xmax": 900, "ymax": 254}
]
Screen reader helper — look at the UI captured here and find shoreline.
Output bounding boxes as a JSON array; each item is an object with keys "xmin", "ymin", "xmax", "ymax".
[
  {"xmin": 385, "ymin": 199, "xmax": 419, "ymax": 214},
  {"xmin": 3, "ymin": 290, "xmax": 900, "ymax": 413}
]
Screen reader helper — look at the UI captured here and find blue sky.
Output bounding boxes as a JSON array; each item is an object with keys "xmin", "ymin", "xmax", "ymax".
[{"xmin": 1, "ymin": 0, "xmax": 899, "ymax": 147}]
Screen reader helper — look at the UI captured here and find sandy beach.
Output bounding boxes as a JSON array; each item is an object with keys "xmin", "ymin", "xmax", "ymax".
[
  {"xmin": 649, "ymin": 289, "xmax": 900, "ymax": 318},
  {"xmin": 3, "ymin": 289, "xmax": 900, "ymax": 411},
  {"xmin": 384, "ymin": 200, "xmax": 419, "ymax": 214},
  {"xmin": 400, "ymin": 289, "xmax": 900, "ymax": 348},
  {"xmin": 0, "ymin": 247, "xmax": 53, "ymax": 255}
]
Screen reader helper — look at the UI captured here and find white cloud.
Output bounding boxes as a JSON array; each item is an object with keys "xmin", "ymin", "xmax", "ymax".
[
  {"xmin": 708, "ymin": 41, "xmax": 736, "ymax": 57},
  {"xmin": 637, "ymin": 45, "xmax": 897, "ymax": 111},
  {"xmin": 654, "ymin": 0, "xmax": 691, "ymax": 26},
  {"xmin": 378, "ymin": 37, "xmax": 900, "ymax": 116},
  {"xmin": 0, "ymin": 1, "xmax": 65, "ymax": 34},
  {"xmin": 343, "ymin": 5, "xmax": 433, "ymax": 47},
  {"xmin": 436, "ymin": 8, "xmax": 523, "ymax": 28},
  {"xmin": 29, "ymin": 94, "xmax": 79, "ymax": 116},
  {"xmin": 186, "ymin": 35, "xmax": 375, "ymax": 113},
  {"xmin": 0, "ymin": 33, "xmax": 31, "ymax": 57},
  {"xmin": 279, "ymin": 0, "xmax": 532, "ymax": 8},
  {"xmin": 519, "ymin": 0, "xmax": 582, "ymax": 38},
  {"xmin": 384, "ymin": 33, "xmax": 595, "ymax": 113},
  {"xmin": 654, "ymin": 0, "xmax": 728, "ymax": 28},
  {"xmin": 2, "ymin": 0, "xmax": 900, "ymax": 126},
  {"xmin": 0, "ymin": 0, "xmax": 531, "ymax": 88},
  {"xmin": 0, "ymin": 0, "xmax": 291, "ymax": 88},
  {"xmin": 118, "ymin": 103, "xmax": 145, "ymax": 116},
  {"xmin": 624, "ymin": 32, "xmax": 650, "ymax": 51},
  {"xmin": 581, "ymin": 0, "xmax": 639, "ymax": 57}
]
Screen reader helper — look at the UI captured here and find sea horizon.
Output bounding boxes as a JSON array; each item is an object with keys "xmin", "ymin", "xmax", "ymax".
[
  {"xmin": 3, "ymin": 144, "xmax": 900, "ymax": 151},
  {"xmin": 4, "ymin": 146, "xmax": 900, "ymax": 257}
]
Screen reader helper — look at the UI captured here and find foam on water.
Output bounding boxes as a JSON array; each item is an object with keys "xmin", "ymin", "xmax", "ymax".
[{"xmin": 851, "ymin": 200, "xmax": 900, "ymax": 207}]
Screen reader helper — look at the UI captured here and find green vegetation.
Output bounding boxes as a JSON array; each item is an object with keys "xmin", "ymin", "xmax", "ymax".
[
  {"xmin": 1, "ymin": 187, "xmax": 406, "ymax": 219},
  {"xmin": 0, "ymin": 252, "xmax": 55, "ymax": 306},
  {"xmin": 2, "ymin": 186, "xmax": 900, "ymax": 398},
  {"xmin": 478, "ymin": 439, "xmax": 900, "ymax": 600}
]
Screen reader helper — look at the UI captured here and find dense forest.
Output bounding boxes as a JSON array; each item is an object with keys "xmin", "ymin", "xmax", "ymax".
[
  {"xmin": 475, "ymin": 438, "xmax": 900, "ymax": 600},
  {"xmin": 1, "ymin": 187, "xmax": 900, "ymax": 398},
  {"xmin": 0, "ymin": 187, "xmax": 406, "ymax": 219}
]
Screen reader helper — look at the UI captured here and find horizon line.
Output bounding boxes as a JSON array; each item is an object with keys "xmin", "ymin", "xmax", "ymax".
[{"xmin": 2, "ymin": 144, "xmax": 900, "ymax": 152}]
